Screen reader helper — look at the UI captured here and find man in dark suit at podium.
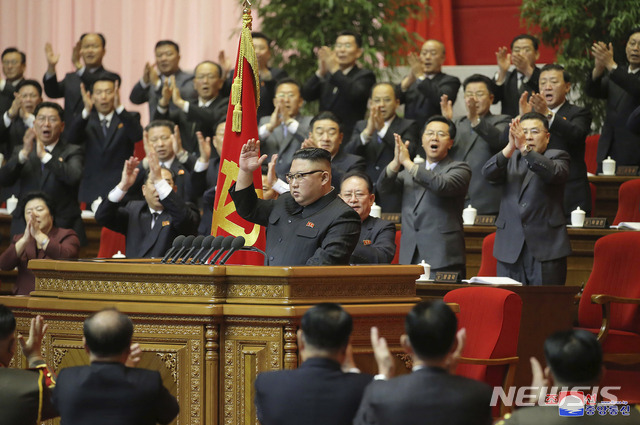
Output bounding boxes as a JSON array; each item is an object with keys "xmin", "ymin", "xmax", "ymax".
[{"xmin": 254, "ymin": 303, "xmax": 374, "ymax": 425}]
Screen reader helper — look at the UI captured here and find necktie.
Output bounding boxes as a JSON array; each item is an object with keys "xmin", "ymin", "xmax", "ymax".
[
  {"xmin": 517, "ymin": 73, "xmax": 524, "ymax": 93},
  {"xmin": 100, "ymin": 119, "xmax": 108, "ymax": 136},
  {"xmin": 41, "ymin": 148, "xmax": 51, "ymax": 171},
  {"xmin": 282, "ymin": 123, "xmax": 288, "ymax": 138},
  {"xmin": 151, "ymin": 212, "xmax": 160, "ymax": 229}
]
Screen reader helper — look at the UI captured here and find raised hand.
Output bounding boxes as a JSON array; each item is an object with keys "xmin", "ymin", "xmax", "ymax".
[
  {"xmin": 371, "ymin": 326, "xmax": 395, "ymax": 379},
  {"xmin": 218, "ymin": 50, "xmax": 233, "ymax": 76},
  {"xmin": 512, "ymin": 52, "xmax": 533, "ymax": 77},
  {"xmin": 44, "ymin": 43, "xmax": 60, "ymax": 74},
  {"xmin": 266, "ymin": 154, "xmax": 278, "ymax": 187},
  {"xmin": 267, "ymin": 103, "xmax": 283, "ymax": 133},
  {"xmin": 17, "ymin": 315, "xmax": 48, "ymax": 365},
  {"xmin": 72, "ymin": 40, "xmax": 82, "ymax": 69},
  {"xmin": 80, "ymin": 82, "xmax": 93, "ymax": 113},
  {"xmin": 592, "ymin": 41, "xmax": 615, "ymax": 72},
  {"xmin": 7, "ymin": 92, "xmax": 22, "ymax": 119},
  {"xmin": 196, "ymin": 131, "xmax": 211, "ymax": 163},
  {"xmin": 440, "ymin": 94, "xmax": 453, "ymax": 120},
  {"xmin": 117, "ymin": 156, "xmax": 141, "ymax": 191},
  {"xmin": 172, "ymin": 124, "xmax": 184, "ymax": 157},
  {"xmin": 125, "ymin": 343, "xmax": 142, "ymax": 368},
  {"xmin": 465, "ymin": 95, "xmax": 478, "ymax": 122},
  {"xmin": 170, "ymin": 76, "xmax": 186, "ymax": 109},
  {"xmin": 158, "ymin": 78, "xmax": 172, "ymax": 108},
  {"xmin": 447, "ymin": 328, "xmax": 466, "ymax": 374},
  {"xmin": 518, "ymin": 91, "xmax": 532, "ymax": 115},
  {"xmin": 301, "ymin": 137, "xmax": 318, "ymax": 149},
  {"xmin": 147, "ymin": 147, "xmax": 162, "ymax": 183},
  {"xmin": 21, "ymin": 128, "xmax": 36, "ymax": 157},
  {"xmin": 238, "ymin": 138, "xmax": 267, "ymax": 173},
  {"xmin": 495, "ymin": 46, "xmax": 511, "ymax": 73},
  {"xmin": 528, "ymin": 92, "xmax": 548, "ymax": 115},
  {"xmin": 408, "ymin": 52, "xmax": 425, "ymax": 78},
  {"xmin": 113, "ymin": 80, "xmax": 121, "ymax": 109}
]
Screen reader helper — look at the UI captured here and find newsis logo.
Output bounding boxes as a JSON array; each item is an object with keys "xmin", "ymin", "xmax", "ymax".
[{"xmin": 490, "ymin": 386, "xmax": 624, "ymax": 411}]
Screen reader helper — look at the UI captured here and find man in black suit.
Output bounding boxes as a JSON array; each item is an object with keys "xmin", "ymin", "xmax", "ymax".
[
  {"xmin": 483, "ymin": 112, "xmax": 571, "ymax": 286},
  {"xmin": 43, "ymin": 33, "xmax": 120, "ymax": 125},
  {"xmin": 354, "ymin": 300, "xmax": 493, "ymax": 425},
  {"xmin": 52, "ymin": 308, "xmax": 179, "ymax": 425},
  {"xmin": 0, "ymin": 102, "xmax": 86, "ymax": 244},
  {"xmin": 129, "ymin": 40, "xmax": 197, "ymax": 116},
  {"xmin": 398, "ymin": 39, "xmax": 461, "ymax": 131},
  {"xmin": 1, "ymin": 47, "xmax": 26, "ymax": 115},
  {"xmin": 255, "ymin": 303, "xmax": 375, "ymax": 425},
  {"xmin": 153, "ymin": 61, "xmax": 227, "ymax": 156},
  {"xmin": 442, "ymin": 74, "xmax": 511, "ymax": 215},
  {"xmin": 66, "ymin": 76, "xmax": 143, "ymax": 205},
  {"xmin": 521, "ymin": 64, "xmax": 593, "ymax": 218},
  {"xmin": 191, "ymin": 121, "xmax": 224, "ymax": 235},
  {"xmin": 494, "ymin": 34, "xmax": 541, "ymax": 117},
  {"xmin": 345, "ymin": 82, "xmax": 419, "ymax": 212},
  {"xmin": 259, "ymin": 78, "xmax": 312, "ymax": 181},
  {"xmin": 0, "ymin": 306, "xmax": 57, "ymax": 425},
  {"xmin": 231, "ymin": 144, "xmax": 360, "ymax": 265},
  {"xmin": 302, "ymin": 30, "xmax": 376, "ymax": 138},
  {"xmin": 339, "ymin": 171, "xmax": 396, "ymax": 263},
  {"xmin": 586, "ymin": 28, "xmax": 640, "ymax": 170},
  {"xmin": 96, "ymin": 151, "xmax": 199, "ymax": 258}
]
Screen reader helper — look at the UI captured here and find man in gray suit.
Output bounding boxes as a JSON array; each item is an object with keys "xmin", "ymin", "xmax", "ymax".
[
  {"xmin": 483, "ymin": 112, "xmax": 571, "ymax": 286},
  {"xmin": 442, "ymin": 74, "xmax": 511, "ymax": 215},
  {"xmin": 378, "ymin": 116, "xmax": 471, "ymax": 278},
  {"xmin": 129, "ymin": 40, "xmax": 196, "ymax": 116},
  {"xmin": 259, "ymin": 78, "xmax": 311, "ymax": 181}
]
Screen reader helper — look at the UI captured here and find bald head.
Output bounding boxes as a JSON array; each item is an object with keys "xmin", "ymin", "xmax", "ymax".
[{"xmin": 83, "ymin": 308, "xmax": 133, "ymax": 359}]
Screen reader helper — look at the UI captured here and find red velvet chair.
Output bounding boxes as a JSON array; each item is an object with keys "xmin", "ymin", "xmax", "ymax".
[
  {"xmin": 97, "ymin": 227, "xmax": 126, "ymax": 258},
  {"xmin": 391, "ymin": 230, "xmax": 401, "ymax": 264},
  {"xmin": 584, "ymin": 134, "xmax": 599, "ymax": 175},
  {"xmin": 477, "ymin": 232, "xmax": 497, "ymax": 276},
  {"xmin": 444, "ymin": 287, "xmax": 522, "ymax": 415},
  {"xmin": 577, "ymin": 232, "xmax": 640, "ymax": 403},
  {"xmin": 613, "ymin": 179, "xmax": 640, "ymax": 225}
]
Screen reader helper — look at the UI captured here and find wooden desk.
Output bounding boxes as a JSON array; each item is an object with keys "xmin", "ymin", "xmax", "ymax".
[
  {"xmin": 1, "ymin": 260, "xmax": 422, "ymax": 425},
  {"xmin": 416, "ymin": 283, "xmax": 580, "ymax": 389},
  {"xmin": 463, "ymin": 225, "xmax": 620, "ymax": 286},
  {"xmin": 589, "ymin": 175, "xmax": 639, "ymax": 222}
]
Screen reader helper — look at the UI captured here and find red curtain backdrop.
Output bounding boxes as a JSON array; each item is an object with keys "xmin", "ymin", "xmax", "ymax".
[{"xmin": 403, "ymin": 0, "xmax": 457, "ymax": 65}]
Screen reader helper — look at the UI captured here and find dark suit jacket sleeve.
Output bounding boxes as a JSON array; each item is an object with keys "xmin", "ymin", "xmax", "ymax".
[
  {"xmin": 628, "ymin": 105, "xmax": 640, "ymax": 134},
  {"xmin": 482, "ymin": 151, "xmax": 509, "ymax": 183},
  {"xmin": 0, "ymin": 148, "xmax": 24, "ymax": 185},
  {"xmin": 95, "ymin": 197, "xmax": 130, "ymax": 235},
  {"xmin": 353, "ymin": 381, "xmax": 382, "ymax": 425},
  {"xmin": 229, "ymin": 183, "xmax": 274, "ymax": 227},
  {"xmin": 301, "ymin": 74, "xmax": 323, "ymax": 102},
  {"xmin": 42, "ymin": 73, "xmax": 66, "ymax": 99},
  {"xmin": 43, "ymin": 229, "xmax": 80, "ymax": 259},
  {"xmin": 609, "ymin": 66, "xmax": 640, "ymax": 98},
  {"xmin": 344, "ymin": 121, "xmax": 367, "ymax": 155},
  {"xmin": 350, "ymin": 219, "xmax": 396, "ymax": 264},
  {"xmin": 0, "ymin": 234, "xmax": 22, "ymax": 271},
  {"xmin": 129, "ymin": 81, "xmax": 150, "ymax": 105},
  {"xmin": 475, "ymin": 115, "xmax": 512, "ymax": 152},
  {"xmin": 161, "ymin": 191, "xmax": 200, "ymax": 235},
  {"xmin": 551, "ymin": 106, "xmax": 592, "ymax": 147},
  {"xmin": 152, "ymin": 372, "xmax": 180, "ymax": 424},
  {"xmin": 413, "ymin": 162, "xmax": 471, "ymax": 197},
  {"xmin": 377, "ymin": 167, "xmax": 404, "ymax": 196},
  {"xmin": 65, "ymin": 112, "xmax": 90, "ymax": 145},
  {"xmin": 523, "ymin": 149, "xmax": 570, "ymax": 184},
  {"xmin": 45, "ymin": 144, "xmax": 84, "ymax": 186},
  {"xmin": 116, "ymin": 109, "xmax": 143, "ymax": 142},
  {"xmin": 585, "ymin": 72, "xmax": 608, "ymax": 99},
  {"xmin": 417, "ymin": 74, "xmax": 461, "ymax": 105},
  {"xmin": 328, "ymin": 69, "xmax": 376, "ymax": 105},
  {"xmin": 306, "ymin": 203, "xmax": 361, "ymax": 266}
]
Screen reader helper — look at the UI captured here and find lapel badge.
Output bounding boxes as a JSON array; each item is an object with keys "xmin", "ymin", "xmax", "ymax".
[
  {"xmin": 117, "ymin": 123, "xmax": 124, "ymax": 129},
  {"xmin": 306, "ymin": 221, "xmax": 315, "ymax": 228},
  {"xmin": 162, "ymin": 220, "xmax": 170, "ymax": 226},
  {"xmin": 58, "ymin": 157, "xmax": 64, "ymax": 162},
  {"xmin": 363, "ymin": 239, "xmax": 372, "ymax": 245},
  {"xmin": 178, "ymin": 169, "xmax": 185, "ymax": 175}
]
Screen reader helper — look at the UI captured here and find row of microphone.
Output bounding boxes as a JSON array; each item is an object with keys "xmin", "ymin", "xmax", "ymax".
[{"xmin": 160, "ymin": 235, "xmax": 265, "ymax": 265}]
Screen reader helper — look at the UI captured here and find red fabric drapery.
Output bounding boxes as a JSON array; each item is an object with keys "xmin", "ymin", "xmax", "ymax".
[{"xmin": 403, "ymin": 0, "xmax": 457, "ymax": 65}]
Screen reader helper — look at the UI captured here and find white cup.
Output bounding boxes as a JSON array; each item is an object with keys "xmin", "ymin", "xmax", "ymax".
[
  {"xmin": 571, "ymin": 207, "xmax": 586, "ymax": 227},
  {"xmin": 602, "ymin": 156, "xmax": 616, "ymax": 176},
  {"xmin": 419, "ymin": 260, "xmax": 431, "ymax": 280},
  {"xmin": 462, "ymin": 205, "xmax": 477, "ymax": 225},
  {"xmin": 370, "ymin": 202, "xmax": 381, "ymax": 218},
  {"xmin": 6, "ymin": 195, "xmax": 18, "ymax": 215}
]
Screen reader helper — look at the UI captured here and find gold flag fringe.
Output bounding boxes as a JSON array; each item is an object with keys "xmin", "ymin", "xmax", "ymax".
[{"xmin": 231, "ymin": 10, "xmax": 261, "ymax": 132}]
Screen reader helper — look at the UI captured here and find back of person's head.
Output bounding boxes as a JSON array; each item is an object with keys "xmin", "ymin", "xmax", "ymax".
[
  {"xmin": 145, "ymin": 119, "xmax": 175, "ymax": 133},
  {"xmin": 520, "ymin": 111, "xmax": 550, "ymax": 132},
  {"xmin": 405, "ymin": 300, "xmax": 457, "ymax": 360},
  {"xmin": 301, "ymin": 303, "xmax": 352, "ymax": 352},
  {"xmin": 0, "ymin": 304, "xmax": 16, "ymax": 340},
  {"xmin": 292, "ymin": 147, "xmax": 332, "ymax": 168},
  {"xmin": 511, "ymin": 34, "xmax": 539, "ymax": 51},
  {"xmin": 544, "ymin": 329, "xmax": 602, "ymax": 386},
  {"xmin": 34, "ymin": 101, "xmax": 64, "ymax": 121},
  {"xmin": 540, "ymin": 63, "xmax": 571, "ymax": 83},
  {"xmin": 425, "ymin": 115, "xmax": 457, "ymax": 140},
  {"xmin": 462, "ymin": 74, "xmax": 496, "ymax": 96},
  {"xmin": 310, "ymin": 110, "xmax": 343, "ymax": 133},
  {"xmin": 83, "ymin": 308, "xmax": 134, "ymax": 357},
  {"xmin": 16, "ymin": 79, "xmax": 43, "ymax": 96},
  {"xmin": 155, "ymin": 40, "xmax": 180, "ymax": 53}
]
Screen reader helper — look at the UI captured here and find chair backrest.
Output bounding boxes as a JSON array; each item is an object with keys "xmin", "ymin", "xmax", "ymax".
[
  {"xmin": 578, "ymin": 232, "xmax": 640, "ymax": 334},
  {"xmin": 613, "ymin": 179, "xmax": 640, "ymax": 225},
  {"xmin": 584, "ymin": 134, "xmax": 599, "ymax": 175},
  {"xmin": 443, "ymin": 287, "xmax": 522, "ymax": 386},
  {"xmin": 97, "ymin": 227, "xmax": 126, "ymax": 258},
  {"xmin": 391, "ymin": 230, "xmax": 401, "ymax": 264},
  {"xmin": 477, "ymin": 232, "xmax": 497, "ymax": 276}
]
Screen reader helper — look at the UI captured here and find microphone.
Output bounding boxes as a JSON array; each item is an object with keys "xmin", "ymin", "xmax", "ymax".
[
  {"xmin": 218, "ymin": 236, "xmax": 246, "ymax": 265},
  {"xmin": 207, "ymin": 236, "xmax": 234, "ymax": 265},
  {"xmin": 170, "ymin": 235, "xmax": 195, "ymax": 264},
  {"xmin": 189, "ymin": 235, "xmax": 214, "ymax": 264},
  {"xmin": 161, "ymin": 235, "xmax": 185, "ymax": 263},
  {"xmin": 180, "ymin": 235, "xmax": 204, "ymax": 264},
  {"xmin": 196, "ymin": 235, "xmax": 225, "ymax": 265}
]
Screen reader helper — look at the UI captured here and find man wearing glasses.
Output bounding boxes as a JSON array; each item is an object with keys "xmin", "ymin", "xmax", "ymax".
[
  {"xmin": 483, "ymin": 112, "xmax": 570, "ymax": 286},
  {"xmin": 230, "ymin": 143, "xmax": 361, "ymax": 265},
  {"xmin": 0, "ymin": 102, "xmax": 86, "ymax": 244},
  {"xmin": 441, "ymin": 74, "xmax": 511, "ymax": 215},
  {"xmin": 378, "ymin": 116, "xmax": 471, "ymax": 278}
]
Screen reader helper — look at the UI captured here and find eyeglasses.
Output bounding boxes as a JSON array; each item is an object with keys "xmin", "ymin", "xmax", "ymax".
[
  {"xmin": 195, "ymin": 74, "xmax": 219, "ymax": 81},
  {"xmin": 522, "ymin": 128, "xmax": 547, "ymax": 136},
  {"xmin": 2, "ymin": 59, "xmax": 21, "ymax": 66},
  {"xmin": 35, "ymin": 116, "xmax": 60, "ymax": 124},
  {"xmin": 285, "ymin": 170, "xmax": 324, "ymax": 183},
  {"xmin": 424, "ymin": 130, "xmax": 449, "ymax": 138},
  {"xmin": 149, "ymin": 135, "xmax": 171, "ymax": 142},
  {"xmin": 275, "ymin": 93, "xmax": 296, "ymax": 99},
  {"xmin": 341, "ymin": 191, "xmax": 368, "ymax": 200}
]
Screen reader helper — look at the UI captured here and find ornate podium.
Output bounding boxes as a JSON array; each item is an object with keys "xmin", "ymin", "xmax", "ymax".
[{"xmin": 0, "ymin": 260, "xmax": 421, "ymax": 425}]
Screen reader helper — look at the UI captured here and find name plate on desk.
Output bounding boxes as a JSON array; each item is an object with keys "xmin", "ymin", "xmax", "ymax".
[
  {"xmin": 474, "ymin": 215, "xmax": 496, "ymax": 226},
  {"xmin": 584, "ymin": 217, "xmax": 608, "ymax": 228},
  {"xmin": 434, "ymin": 271, "xmax": 460, "ymax": 283},
  {"xmin": 616, "ymin": 166, "xmax": 639, "ymax": 176}
]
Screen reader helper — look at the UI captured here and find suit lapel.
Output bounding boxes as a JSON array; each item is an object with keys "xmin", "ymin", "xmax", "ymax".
[
  {"xmin": 103, "ymin": 113, "xmax": 121, "ymax": 149},
  {"xmin": 518, "ymin": 154, "xmax": 533, "ymax": 200},
  {"xmin": 137, "ymin": 209, "xmax": 165, "ymax": 257}
]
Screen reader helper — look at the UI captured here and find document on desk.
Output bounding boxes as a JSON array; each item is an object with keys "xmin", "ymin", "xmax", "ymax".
[
  {"xmin": 611, "ymin": 222, "xmax": 640, "ymax": 231},
  {"xmin": 464, "ymin": 276, "xmax": 523, "ymax": 285}
]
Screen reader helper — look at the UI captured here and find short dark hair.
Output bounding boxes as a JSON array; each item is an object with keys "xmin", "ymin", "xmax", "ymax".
[
  {"xmin": 301, "ymin": 303, "xmax": 352, "ymax": 352},
  {"xmin": 145, "ymin": 119, "xmax": 175, "ymax": 133},
  {"xmin": 425, "ymin": 115, "xmax": 457, "ymax": 140},
  {"xmin": 462, "ymin": 74, "xmax": 496, "ymax": 96},
  {"xmin": 80, "ymin": 32, "xmax": 106, "ymax": 48},
  {"xmin": 275, "ymin": 77, "xmax": 301, "ymax": 92},
  {"xmin": 544, "ymin": 329, "xmax": 602, "ymax": 386},
  {"xmin": 155, "ymin": 40, "xmax": 180, "ymax": 54},
  {"xmin": 337, "ymin": 30, "xmax": 363, "ymax": 48},
  {"xmin": 34, "ymin": 102, "xmax": 64, "ymax": 121},
  {"xmin": 540, "ymin": 63, "xmax": 571, "ymax": 83},
  {"xmin": 292, "ymin": 147, "xmax": 332, "ymax": 167},
  {"xmin": 406, "ymin": 300, "xmax": 457, "ymax": 360},
  {"xmin": 520, "ymin": 111, "xmax": 549, "ymax": 132},
  {"xmin": 341, "ymin": 170, "xmax": 373, "ymax": 194},
  {"xmin": 88, "ymin": 75, "xmax": 121, "ymax": 94},
  {"xmin": 83, "ymin": 308, "xmax": 134, "ymax": 357},
  {"xmin": 628, "ymin": 27, "xmax": 640, "ymax": 40},
  {"xmin": 19, "ymin": 191, "xmax": 57, "ymax": 221},
  {"xmin": 251, "ymin": 32, "xmax": 272, "ymax": 46},
  {"xmin": 0, "ymin": 304, "xmax": 16, "ymax": 340},
  {"xmin": 370, "ymin": 82, "xmax": 400, "ymax": 99},
  {"xmin": 16, "ymin": 79, "xmax": 42, "ymax": 96},
  {"xmin": 511, "ymin": 34, "xmax": 539, "ymax": 51},
  {"xmin": 194, "ymin": 61, "xmax": 223, "ymax": 78},
  {"xmin": 1, "ymin": 47, "xmax": 26, "ymax": 65},
  {"xmin": 310, "ymin": 111, "xmax": 343, "ymax": 134}
]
